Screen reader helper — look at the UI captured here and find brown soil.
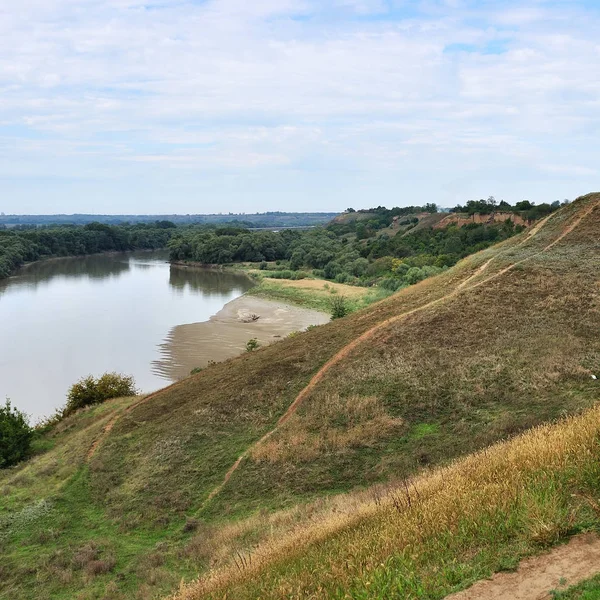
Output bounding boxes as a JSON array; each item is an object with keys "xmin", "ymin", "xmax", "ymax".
[{"xmin": 447, "ymin": 533, "xmax": 600, "ymax": 600}]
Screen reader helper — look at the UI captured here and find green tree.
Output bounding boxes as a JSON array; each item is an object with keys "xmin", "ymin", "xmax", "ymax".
[
  {"xmin": 64, "ymin": 373, "xmax": 137, "ymax": 416},
  {"xmin": 0, "ymin": 400, "xmax": 33, "ymax": 468}
]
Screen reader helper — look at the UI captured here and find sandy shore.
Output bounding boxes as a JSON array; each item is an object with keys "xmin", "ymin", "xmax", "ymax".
[{"xmin": 152, "ymin": 295, "xmax": 330, "ymax": 381}]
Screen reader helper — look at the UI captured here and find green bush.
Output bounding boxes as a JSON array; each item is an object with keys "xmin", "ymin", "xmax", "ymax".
[
  {"xmin": 246, "ymin": 338, "xmax": 260, "ymax": 352},
  {"xmin": 64, "ymin": 373, "xmax": 137, "ymax": 416},
  {"xmin": 379, "ymin": 277, "xmax": 403, "ymax": 291},
  {"xmin": 331, "ymin": 295, "xmax": 349, "ymax": 320},
  {"xmin": 0, "ymin": 400, "xmax": 33, "ymax": 468}
]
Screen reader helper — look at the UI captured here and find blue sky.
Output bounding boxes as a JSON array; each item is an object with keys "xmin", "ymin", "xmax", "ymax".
[{"xmin": 1, "ymin": 0, "xmax": 599, "ymax": 214}]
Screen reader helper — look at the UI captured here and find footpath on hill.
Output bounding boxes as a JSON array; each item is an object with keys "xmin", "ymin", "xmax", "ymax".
[{"xmin": 447, "ymin": 534, "xmax": 600, "ymax": 600}]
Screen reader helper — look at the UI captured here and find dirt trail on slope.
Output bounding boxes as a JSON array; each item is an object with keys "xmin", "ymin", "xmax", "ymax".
[
  {"xmin": 86, "ymin": 380, "xmax": 182, "ymax": 461},
  {"xmin": 201, "ymin": 200, "xmax": 598, "ymax": 506},
  {"xmin": 447, "ymin": 533, "xmax": 600, "ymax": 600}
]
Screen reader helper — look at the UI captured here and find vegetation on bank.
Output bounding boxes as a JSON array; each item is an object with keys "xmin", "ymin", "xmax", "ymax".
[
  {"xmin": 63, "ymin": 373, "xmax": 138, "ymax": 417},
  {"xmin": 168, "ymin": 205, "xmax": 541, "ymax": 294},
  {"xmin": 0, "ymin": 221, "xmax": 177, "ymax": 279},
  {"xmin": 246, "ymin": 276, "xmax": 393, "ymax": 314},
  {"xmin": 0, "ymin": 401, "xmax": 33, "ymax": 468}
]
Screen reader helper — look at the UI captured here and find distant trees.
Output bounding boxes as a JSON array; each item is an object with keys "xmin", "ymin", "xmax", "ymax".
[
  {"xmin": 0, "ymin": 222, "xmax": 179, "ymax": 280},
  {"xmin": 0, "ymin": 400, "xmax": 33, "ymax": 468},
  {"xmin": 451, "ymin": 196, "xmax": 561, "ymax": 221},
  {"xmin": 168, "ymin": 213, "xmax": 529, "ymax": 293}
]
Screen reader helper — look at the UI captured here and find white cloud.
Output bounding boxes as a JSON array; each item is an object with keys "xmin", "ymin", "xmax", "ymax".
[{"xmin": 0, "ymin": 0, "xmax": 599, "ymax": 212}]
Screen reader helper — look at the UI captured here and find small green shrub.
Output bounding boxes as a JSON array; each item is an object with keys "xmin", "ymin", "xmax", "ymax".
[
  {"xmin": 246, "ymin": 338, "xmax": 260, "ymax": 352},
  {"xmin": 190, "ymin": 367, "xmax": 203, "ymax": 375},
  {"xmin": 0, "ymin": 400, "xmax": 33, "ymax": 468},
  {"xmin": 64, "ymin": 373, "xmax": 137, "ymax": 416},
  {"xmin": 331, "ymin": 295, "xmax": 349, "ymax": 319},
  {"xmin": 379, "ymin": 277, "xmax": 403, "ymax": 291}
]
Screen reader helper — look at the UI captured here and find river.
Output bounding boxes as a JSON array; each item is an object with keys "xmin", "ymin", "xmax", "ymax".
[{"xmin": 0, "ymin": 251, "xmax": 254, "ymax": 420}]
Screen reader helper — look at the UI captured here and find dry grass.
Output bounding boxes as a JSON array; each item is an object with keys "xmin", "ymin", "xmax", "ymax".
[
  {"xmin": 251, "ymin": 394, "xmax": 404, "ymax": 463},
  {"xmin": 263, "ymin": 277, "xmax": 369, "ymax": 298},
  {"xmin": 172, "ymin": 403, "xmax": 600, "ymax": 599}
]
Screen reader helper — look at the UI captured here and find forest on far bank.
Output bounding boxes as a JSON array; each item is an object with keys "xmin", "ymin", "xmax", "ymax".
[{"xmin": 168, "ymin": 199, "xmax": 561, "ymax": 291}]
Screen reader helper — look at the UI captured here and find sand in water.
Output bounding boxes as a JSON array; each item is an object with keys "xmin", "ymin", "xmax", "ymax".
[{"xmin": 152, "ymin": 295, "xmax": 330, "ymax": 381}]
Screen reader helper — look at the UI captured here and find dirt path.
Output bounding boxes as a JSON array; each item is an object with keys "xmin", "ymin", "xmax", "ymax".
[
  {"xmin": 86, "ymin": 380, "xmax": 182, "ymax": 461},
  {"xmin": 447, "ymin": 533, "xmax": 600, "ymax": 600},
  {"xmin": 200, "ymin": 200, "xmax": 598, "ymax": 506}
]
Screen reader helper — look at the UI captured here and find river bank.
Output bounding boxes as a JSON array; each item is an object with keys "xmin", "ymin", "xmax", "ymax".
[
  {"xmin": 152, "ymin": 295, "xmax": 330, "ymax": 381},
  {"xmin": 170, "ymin": 260, "xmax": 392, "ymax": 313}
]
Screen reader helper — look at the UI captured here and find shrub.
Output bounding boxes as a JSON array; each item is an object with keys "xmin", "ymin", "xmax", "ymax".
[
  {"xmin": 379, "ymin": 277, "xmax": 403, "ymax": 291},
  {"xmin": 246, "ymin": 338, "xmax": 260, "ymax": 352},
  {"xmin": 64, "ymin": 373, "xmax": 137, "ymax": 416},
  {"xmin": 190, "ymin": 367, "xmax": 203, "ymax": 375},
  {"xmin": 0, "ymin": 400, "xmax": 33, "ymax": 468},
  {"xmin": 331, "ymin": 295, "xmax": 349, "ymax": 320}
]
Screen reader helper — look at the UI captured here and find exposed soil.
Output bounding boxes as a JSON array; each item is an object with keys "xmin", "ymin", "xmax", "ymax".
[
  {"xmin": 152, "ymin": 296, "xmax": 329, "ymax": 381},
  {"xmin": 447, "ymin": 533, "xmax": 600, "ymax": 600}
]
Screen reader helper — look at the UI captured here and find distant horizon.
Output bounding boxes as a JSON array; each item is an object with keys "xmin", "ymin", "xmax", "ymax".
[
  {"xmin": 0, "ymin": 211, "xmax": 340, "ymax": 217},
  {"xmin": 2, "ymin": 1, "xmax": 598, "ymax": 214}
]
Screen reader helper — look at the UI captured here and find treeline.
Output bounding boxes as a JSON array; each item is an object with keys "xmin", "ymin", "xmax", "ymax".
[
  {"xmin": 0, "ymin": 212, "xmax": 337, "ymax": 228},
  {"xmin": 0, "ymin": 222, "xmax": 177, "ymax": 279},
  {"xmin": 451, "ymin": 196, "xmax": 565, "ymax": 220},
  {"xmin": 168, "ymin": 218, "xmax": 523, "ymax": 291}
]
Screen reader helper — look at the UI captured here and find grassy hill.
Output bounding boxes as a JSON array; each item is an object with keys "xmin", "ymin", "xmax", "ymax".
[{"xmin": 1, "ymin": 193, "xmax": 599, "ymax": 599}]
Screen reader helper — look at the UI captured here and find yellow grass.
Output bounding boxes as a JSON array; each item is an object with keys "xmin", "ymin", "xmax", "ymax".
[
  {"xmin": 262, "ymin": 277, "xmax": 369, "ymax": 298},
  {"xmin": 250, "ymin": 394, "xmax": 404, "ymax": 463},
  {"xmin": 171, "ymin": 403, "xmax": 600, "ymax": 599}
]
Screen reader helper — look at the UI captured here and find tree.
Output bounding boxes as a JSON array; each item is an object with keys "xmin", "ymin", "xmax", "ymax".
[
  {"xmin": 0, "ymin": 400, "xmax": 33, "ymax": 468},
  {"xmin": 64, "ymin": 373, "xmax": 137, "ymax": 416},
  {"xmin": 515, "ymin": 200, "xmax": 533, "ymax": 211}
]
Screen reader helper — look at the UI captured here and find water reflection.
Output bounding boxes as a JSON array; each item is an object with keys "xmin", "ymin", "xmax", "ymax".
[
  {"xmin": 0, "ymin": 254, "xmax": 131, "ymax": 297},
  {"xmin": 0, "ymin": 251, "xmax": 253, "ymax": 419},
  {"xmin": 169, "ymin": 265, "xmax": 254, "ymax": 296}
]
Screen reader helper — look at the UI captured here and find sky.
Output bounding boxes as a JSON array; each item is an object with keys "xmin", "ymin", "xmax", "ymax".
[{"xmin": 1, "ymin": 0, "xmax": 599, "ymax": 214}]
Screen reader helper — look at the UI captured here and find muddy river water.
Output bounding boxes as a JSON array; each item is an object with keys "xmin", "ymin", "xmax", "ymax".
[{"xmin": 0, "ymin": 251, "xmax": 327, "ymax": 420}]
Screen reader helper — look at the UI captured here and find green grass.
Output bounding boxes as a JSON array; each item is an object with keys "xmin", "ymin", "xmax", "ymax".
[
  {"xmin": 553, "ymin": 575, "xmax": 600, "ymax": 599},
  {"xmin": 246, "ymin": 276, "xmax": 393, "ymax": 314}
]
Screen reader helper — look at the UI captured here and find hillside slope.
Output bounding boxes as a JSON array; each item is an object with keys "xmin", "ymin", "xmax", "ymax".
[{"xmin": 1, "ymin": 193, "xmax": 598, "ymax": 599}]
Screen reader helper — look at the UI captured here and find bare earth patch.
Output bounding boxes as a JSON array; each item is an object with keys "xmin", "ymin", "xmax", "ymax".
[
  {"xmin": 153, "ymin": 295, "xmax": 329, "ymax": 381},
  {"xmin": 447, "ymin": 534, "xmax": 600, "ymax": 600}
]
